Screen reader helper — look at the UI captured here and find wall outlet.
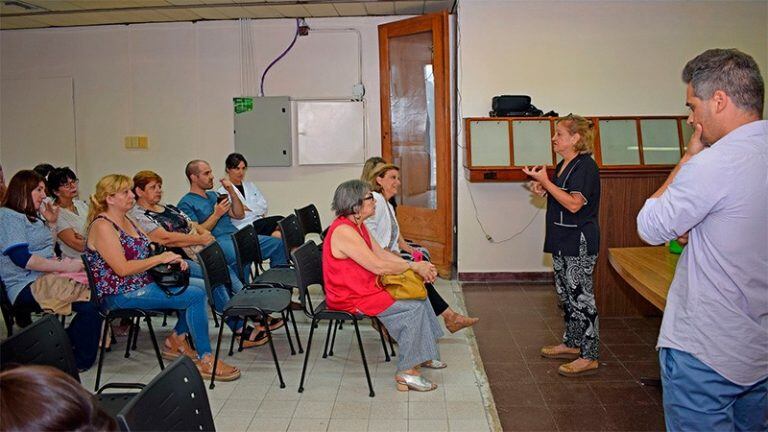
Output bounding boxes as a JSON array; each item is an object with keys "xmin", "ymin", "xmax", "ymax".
[{"xmin": 124, "ymin": 135, "xmax": 148, "ymax": 149}]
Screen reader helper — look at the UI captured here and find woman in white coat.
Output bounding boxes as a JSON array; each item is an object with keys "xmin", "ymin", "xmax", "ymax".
[{"xmin": 218, "ymin": 153, "xmax": 283, "ymax": 237}]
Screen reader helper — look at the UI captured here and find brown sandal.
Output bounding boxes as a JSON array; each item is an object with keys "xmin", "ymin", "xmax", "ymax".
[
  {"xmin": 162, "ymin": 334, "xmax": 199, "ymax": 360},
  {"xmin": 196, "ymin": 355, "xmax": 241, "ymax": 381}
]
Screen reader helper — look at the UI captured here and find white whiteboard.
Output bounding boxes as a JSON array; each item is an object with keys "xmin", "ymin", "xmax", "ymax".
[
  {"xmin": 1, "ymin": 77, "xmax": 77, "ymax": 176},
  {"xmin": 297, "ymin": 100, "xmax": 365, "ymax": 165}
]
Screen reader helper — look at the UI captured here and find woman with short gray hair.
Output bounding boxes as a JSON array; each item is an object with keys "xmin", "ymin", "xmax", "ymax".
[{"xmin": 323, "ymin": 179, "xmax": 444, "ymax": 392}]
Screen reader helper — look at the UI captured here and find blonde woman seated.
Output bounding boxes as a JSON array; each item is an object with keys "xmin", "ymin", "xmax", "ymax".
[
  {"xmin": 84, "ymin": 174, "xmax": 239, "ymax": 381},
  {"xmin": 324, "ymin": 179, "xmax": 444, "ymax": 392},
  {"xmin": 365, "ymin": 163, "xmax": 478, "ymax": 333}
]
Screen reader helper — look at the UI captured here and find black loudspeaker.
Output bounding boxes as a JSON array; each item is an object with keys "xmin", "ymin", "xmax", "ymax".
[{"xmin": 492, "ymin": 95, "xmax": 531, "ymax": 113}]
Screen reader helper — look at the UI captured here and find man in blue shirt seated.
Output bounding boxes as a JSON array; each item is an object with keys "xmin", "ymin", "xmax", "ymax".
[{"xmin": 177, "ymin": 159, "xmax": 287, "ymax": 271}]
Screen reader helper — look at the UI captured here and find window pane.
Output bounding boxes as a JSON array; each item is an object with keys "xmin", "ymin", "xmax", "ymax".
[
  {"xmin": 469, "ymin": 120, "xmax": 510, "ymax": 166},
  {"xmin": 641, "ymin": 119, "xmax": 681, "ymax": 164},
  {"xmin": 599, "ymin": 119, "xmax": 639, "ymax": 165},
  {"xmin": 512, "ymin": 120, "xmax": 551, "ymax": 166},
  {"xmin": 389, "ymin": 31, "xmax": 436, "ymax": 209}
]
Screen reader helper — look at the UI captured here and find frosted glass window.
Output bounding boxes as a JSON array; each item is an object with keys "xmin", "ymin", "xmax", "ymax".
[
  {"xmin": 469, "ymin": 120, "xmax": 510, "ymax": 166},
  {"xmin": 680, "ymin": 121, "xmax": 694, "ymax": 152},
  {"xmin": 599, "ymin": 120, "xmax": 639, "ymax": 165},
  {"xmin": 641, "ymin": 119, "xmax": 681, "ymax": 164},
  {"xmin": 512, "ymin": 120, "xmax": 552, "ymax": 166}
]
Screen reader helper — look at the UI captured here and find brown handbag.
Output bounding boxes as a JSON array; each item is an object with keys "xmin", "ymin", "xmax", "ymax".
[{"xmin": 378, "ymin": 269, "xmax": 427, "ymax": 300}]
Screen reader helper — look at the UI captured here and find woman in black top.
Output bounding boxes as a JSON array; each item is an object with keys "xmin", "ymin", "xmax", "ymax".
[{"xmin": 523, "ymin": 114, "xmax": 600, "ymax": 377}]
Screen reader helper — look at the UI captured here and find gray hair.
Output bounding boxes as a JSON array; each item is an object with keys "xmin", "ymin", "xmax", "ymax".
[
  {"xmin": 332, "ymin": 179, "xmax": 370, "ymax": 217},
  {"xmin": 682, "ymin": 48, "xmax": 764, "ymax": 116}
]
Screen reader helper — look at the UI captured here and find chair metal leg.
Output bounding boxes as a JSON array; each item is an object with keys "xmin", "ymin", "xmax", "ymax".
[
  {"xmin": 95, "ymin": 316, "xmax": 112, "ymax": 391},
  {"xmin": 328, "ymin": 319, "xmax": 339, "ymax": 356},
  {"xmin": 131, "ymin": 316, "xmax": 139, "ymax": 350},
  {"xmin": 287, "ymin": 307, "xmax": 303, "ymax": 353},
  {"xmin": 352, "ymin": 319, "xmax": 375, "ymax": 398},
  {"xmin": 124, "ymin": 319, "xmax": 134, "ymax": 358},
  {"xmin": 298, "ymin": 318, "xmax": 316, "ymax": 393},
  {"xmin": 210, "ymin": 315, "xmax": 226, "ymax": 390},
  {"xmin": 161, "ymin": 313, "xmax": 168, "ymax": 327},
  {"xmin": 388, "ymin": 335, "xmax": 396, "ymax": 357},
  {"xmin": 228, "ymin": 317, "xmax": 240, "ymax": 356},
  {"xmin": 264, "ymin": 316, "xmax": 285, "ymax": 389},
  {"xmin": 237, "ymin": 317, "xmax": 248, "ymax": 352},
  {"xmin": 338, "ymin": 320, "xmax": 343, "ymax": 330},
  {"xmin": 211, "ymin": 304, "xmax": 220, "ymax": 328},
  {"xmin": 374, "ymin": 318, "xmax": 391, "ymax": 362},
  {"xmin": 143, "ymin": 315, "xmax": 164, "ymax": 371},
  {"xmin": 282, "ymin": 311, "xmax": 296, "ymax": 355},
  {"xmin": 322, "ymin": 320, "xmax": 333, "ymax": 358}
]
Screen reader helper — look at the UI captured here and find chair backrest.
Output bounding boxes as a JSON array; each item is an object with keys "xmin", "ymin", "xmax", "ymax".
[
  {"xmin": 232, "ymin": 225, "xmax": 262, "ymax": 282},
  {"xmin": 294, "ymin": 204, "xmax": 323, "ymax": 238},
  {"xmin": 0, "ymin": 314, "xmax": 80, "ymax": 381},
  {"xmin": 290, "ymin": 241, "xmax": 323, "ymax": 315},
  {"xmin": 81, "ymin": 254, "xmax": 104, "ymax": 309},
  {"xmin": 196, "ymin": 242, "xmax": 234, "ymax": 310},
  {"xmin": 277, "ymin": 214, "xmax": 304, "ymax": 265},
  {"xmin": 116, "ymin": 356, "xmax": 215, "ymax": 432}
]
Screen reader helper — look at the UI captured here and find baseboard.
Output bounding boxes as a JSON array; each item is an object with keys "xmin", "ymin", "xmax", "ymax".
[{"xmin": 458, "ymin": 271, "xmax": 554, "ymax": 283}]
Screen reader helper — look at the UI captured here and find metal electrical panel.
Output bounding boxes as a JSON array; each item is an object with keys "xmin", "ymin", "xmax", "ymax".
[{"xmin": 233, "ymin": 96, "xmax": 292, "ymax": 167}]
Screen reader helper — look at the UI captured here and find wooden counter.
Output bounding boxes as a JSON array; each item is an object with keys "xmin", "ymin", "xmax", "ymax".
[{"xmin": 607, "ymin": 246, "xmax": 679, "ymax": 311}]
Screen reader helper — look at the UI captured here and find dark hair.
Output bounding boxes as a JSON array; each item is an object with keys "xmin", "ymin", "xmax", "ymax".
[
  {"xmin": 46, "ymin": 167, "xmax": 78, "ymax": 199},
  {"xmin": 0, "ymin": 163, "xmax": 6, "ymax": 203},
  {"xmin": 331, "ymin": 179, "xmax": 370, "ymax": 217},
  {"xmin": 225, "ymin": 153, "xmax": 248, "ymax": 170},
  {"xmin": 33, "ymin": 163, "xmax": 55, "ymax": 180},
  {"xmin": 1, "ymin": 170, "xmax": 44, "ymax": 222},
  {"xmin": 682, "ymin": 48, "xmax": 764, "ymax": 116},
  {"xmin": 0, "ymin": 365, "xmax": 118, "ymax": 432}
]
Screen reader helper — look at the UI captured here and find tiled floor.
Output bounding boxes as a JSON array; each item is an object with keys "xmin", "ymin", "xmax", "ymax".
[
  {"xmin": 51, "ymin": 279, "xmax": 496, "ymax": 432},
  {"xmin": 463, "ymin": 283, "xmax": 666, "ymax": 432}
]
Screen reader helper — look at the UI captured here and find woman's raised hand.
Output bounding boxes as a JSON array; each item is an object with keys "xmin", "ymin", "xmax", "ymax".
[
  {"xmin": 522, "ymin": 165, "xmax": 548, "ymax": 183},
  {"xmin": 527, "ymin": 181, "xmax": 547, "ymax": 197},
  {"xmin": 39, "ymin": 200, "xmax": 60, "ymax": 225}
]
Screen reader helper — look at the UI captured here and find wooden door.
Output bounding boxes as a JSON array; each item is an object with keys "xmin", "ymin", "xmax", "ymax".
[{"xmin": 379, "ymin": 12, "xmax": 452, "ymax": 277}]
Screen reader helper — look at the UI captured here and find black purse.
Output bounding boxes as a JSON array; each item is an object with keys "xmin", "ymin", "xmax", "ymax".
[{"xmin": 147, "ymin": 243, "xmax": 190, "ymax": 297}]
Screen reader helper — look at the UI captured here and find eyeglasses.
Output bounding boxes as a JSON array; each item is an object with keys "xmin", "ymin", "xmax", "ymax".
[
  {"xmin": 62, "ymin": 180, "xmax": 79, "ymax": 188},
  {"xmin": 363, "ymin": 194, "xmax": 374, "ymax": 201}
]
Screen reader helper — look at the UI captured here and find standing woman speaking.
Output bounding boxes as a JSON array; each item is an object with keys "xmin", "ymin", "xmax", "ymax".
[{"xmin": 523, "ymin": 114, "xmax": 601, "ymax": 377}]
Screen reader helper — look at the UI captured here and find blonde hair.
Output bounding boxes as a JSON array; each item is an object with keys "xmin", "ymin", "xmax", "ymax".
[
  {"xmin": 367, "ymin": 163, "xmax": 399, "ymax": 193},
  {"xmin": 557, "ymin": 114, "xmax": 595, "ymax": 154},
  {"xmin": 87, "ymin": 174, "xmax": 133, "ymax": 224},
  {"xmin": 360, "ymin": 157, "xmax": 386, "ymax": 182}
]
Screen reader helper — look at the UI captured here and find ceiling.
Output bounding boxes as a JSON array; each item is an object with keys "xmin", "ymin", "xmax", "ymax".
[{"xmin": 0, "ymin": 0, "xmax": 455, "ymax": 30}]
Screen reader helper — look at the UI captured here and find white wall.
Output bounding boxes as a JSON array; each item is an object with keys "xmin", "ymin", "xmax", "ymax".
[
  {"xmin": 0, "ymin": 17, "xmax": 400, "ymax": 224},
  {"xmin": 456, "ymin": 0, "xmax": 768, "ymax": 273}
]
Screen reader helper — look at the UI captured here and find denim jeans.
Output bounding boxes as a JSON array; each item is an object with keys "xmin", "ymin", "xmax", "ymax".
[
  {"xmin": 660, "ymin": 347, "xmax": 768, "ymax": 432},
  {"xmin": 186, "ymin": 260, "xmax": 243, "ymax": 332},
  {"xmin": 102, "ymin": 282, "xmax": 212, "ymax": 357},
  {"xmin": 15, "ymin": 285, "xmax": 102, "ymax": 371}
]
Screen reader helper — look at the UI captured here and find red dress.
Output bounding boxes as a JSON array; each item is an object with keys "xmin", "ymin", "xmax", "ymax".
[{"xmin": 322, "ymin": 217, "xmax": 395, "ymax": 316}]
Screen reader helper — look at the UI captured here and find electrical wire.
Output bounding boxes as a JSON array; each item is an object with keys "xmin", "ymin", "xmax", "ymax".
[
  {"xmin": 259, "ymin": 18, "xmax": 300, "ymax": 97},
  {"xmin": 455, "ymin": 1, "xmax": 541, "ymax": 244}
]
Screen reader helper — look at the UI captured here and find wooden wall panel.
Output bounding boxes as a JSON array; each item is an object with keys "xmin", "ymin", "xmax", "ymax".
[{"xmin": 595, "ymin": 171, "xmax": 669, "ymax": 317}]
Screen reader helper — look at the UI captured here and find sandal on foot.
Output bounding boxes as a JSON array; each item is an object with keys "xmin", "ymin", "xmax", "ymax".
[
  {"xmin": 558, "ymin": 359, "xmax": 599, "ymax": 377},
  {"xmin": 267, "ymin": 317, "xmax": 284, "ymax": 331},
  {"xmin": 445, "ymin": 314, "xmax": 479, "ymax": 334},
  {"xmin": 162, "ymin": 334, "xmax": 199, "ymax": 360},
  {"xmin": 196, "ymin": 355, "xmax": 240, "ymax": 382},
  {"xmin": 395, "ymin": 373, "xmax": 437, "ymax": 392},
  {"xmin": 421, "ymin": 360, "xmax": 447, "ymax": 369},
  {"xmin": 540, "ymin": 345, "xmax": 580, "ymax": 360}
]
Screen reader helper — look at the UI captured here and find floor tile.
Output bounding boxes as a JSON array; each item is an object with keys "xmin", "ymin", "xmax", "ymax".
[{"xmin": 495, "ymin": 406, "xmax": 556, "ymax": 431}]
